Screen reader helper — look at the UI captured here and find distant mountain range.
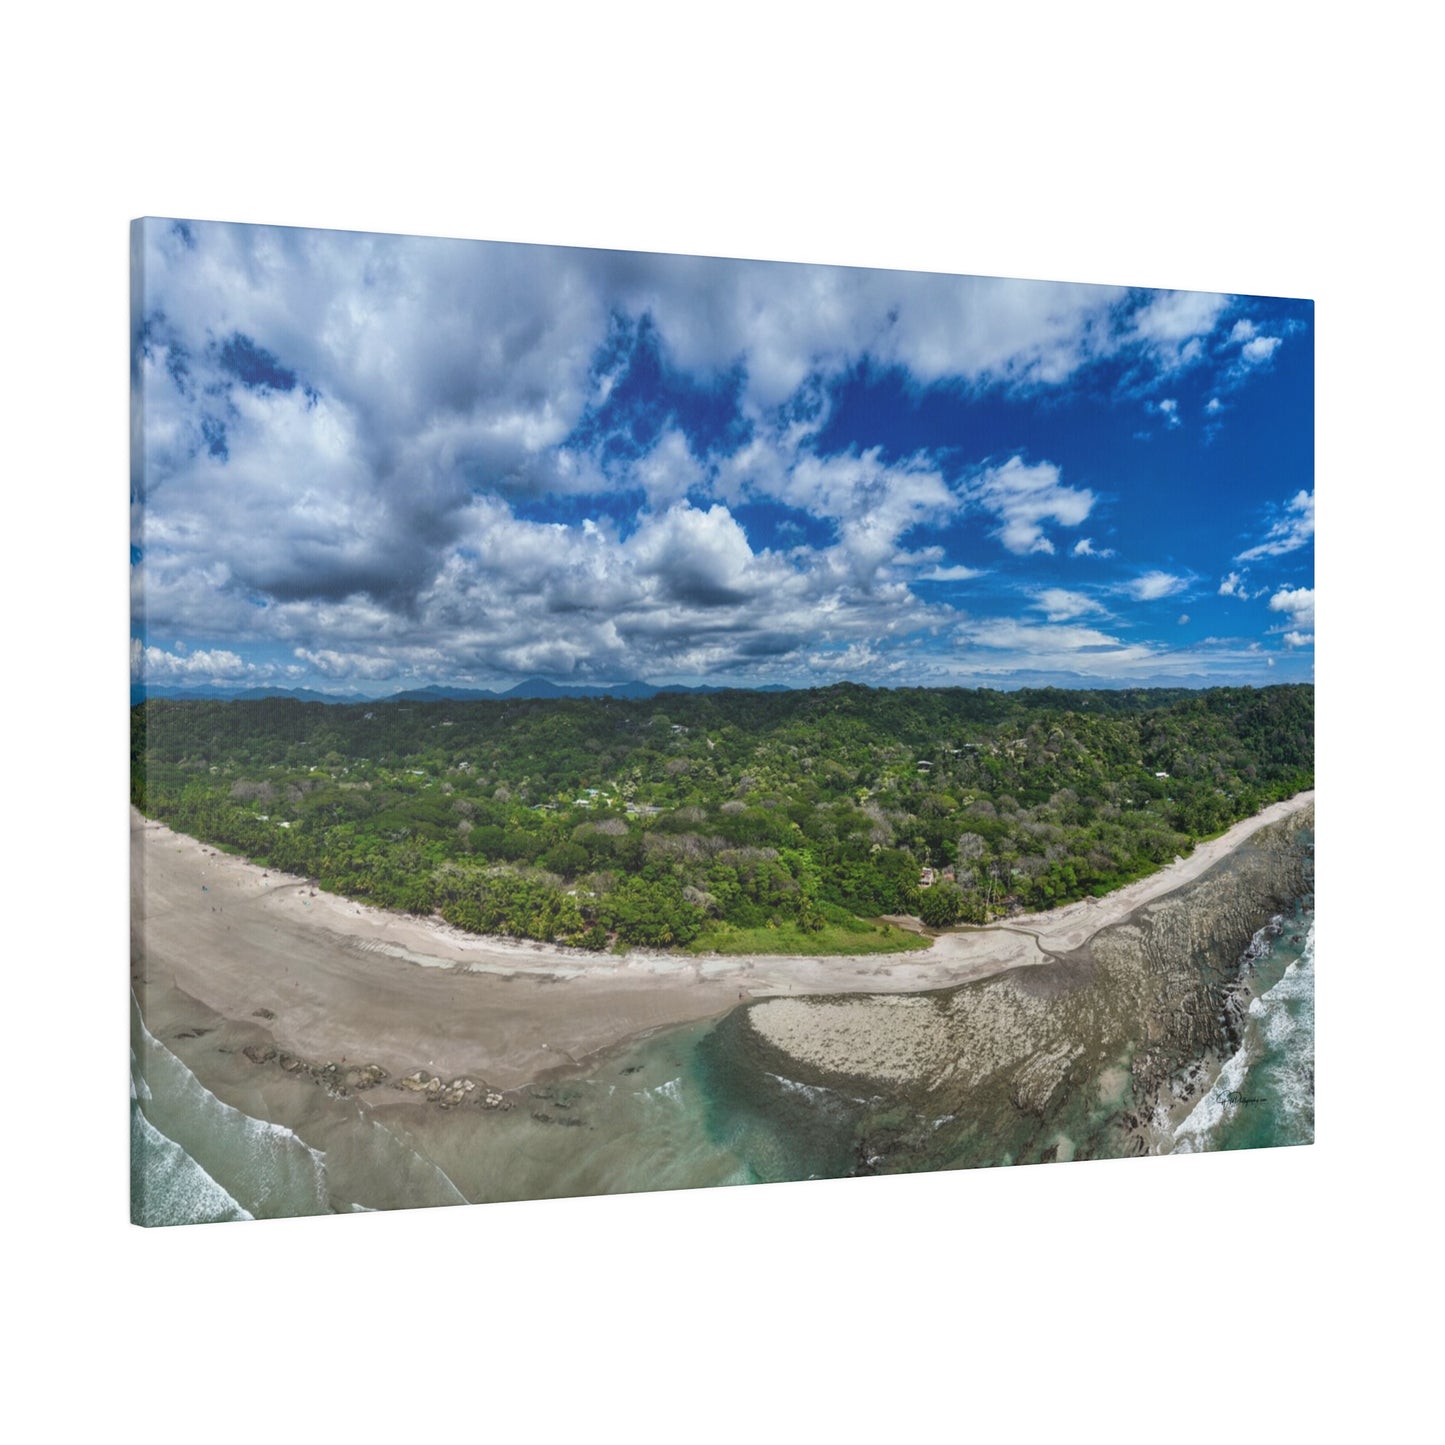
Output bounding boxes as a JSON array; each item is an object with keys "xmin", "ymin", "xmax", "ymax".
[{"xmin": 132, "ymin": 677, "xmax": 794, "ymax": 706}]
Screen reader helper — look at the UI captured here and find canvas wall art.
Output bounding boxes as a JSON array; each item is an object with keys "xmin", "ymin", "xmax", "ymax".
[{"xmin": 130, "ymin": 219, "xmax": 1314, "ymax": 1225}]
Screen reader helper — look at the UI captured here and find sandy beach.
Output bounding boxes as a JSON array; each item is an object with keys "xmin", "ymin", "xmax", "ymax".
[{"xmin": 131, "ymin": 790, "xmax": 1313, "ymax": 1092}]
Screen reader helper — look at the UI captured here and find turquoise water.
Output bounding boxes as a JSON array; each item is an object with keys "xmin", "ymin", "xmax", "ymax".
[
  {"xmin": 131, "ymin": 1001, "xmax": 756, "ymax": 1223},
  {"xmin": 400, "ymin": 1018, "xmax": 761, "ymax": 1206},
  {"xmin": 1170, "ymin": 907, "xmax": 1315, "ymax": 1154}
]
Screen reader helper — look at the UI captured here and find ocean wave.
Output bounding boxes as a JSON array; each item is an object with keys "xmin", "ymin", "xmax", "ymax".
[
  {"xmin": 358, "ymin": 1116, "xmax": 470, "ymax": 1207},
  {"xmin": 639, "ymin": 1077, "xmax": 683, "ymax": 1103},
  {"xmin": 132, "ymin": 1002, "xmax": 331, "ymax": 1219},
  {"xmin": 1171, "ymin": 1045, "xmax": 1251, "ymax": 1153},
  {"xmin": 1170, "ymin": 917, "xmax": 1314, "ymax": 1153},
  {"xmin": 1260, "ymin": 963, "xmax": 1303, "ymax": 1046},
  {"xmin": 131, "ymin": 1104, "xmax": 253, "ymax": 1226},
  {"xmin": 763, "ymin": 1071, "xmax": 841, "ymax": 1106},
  {"xmin": 1260, "ymin": 928, "xmax": 1314, "ymax": 1135},
  {"xmin": 1235, "ymin": 915, "xmax": 1285, "ymax": 976},
  {"xmin": 130, "ymin": 1046, "xmax": 151, "ymax": 1103}
]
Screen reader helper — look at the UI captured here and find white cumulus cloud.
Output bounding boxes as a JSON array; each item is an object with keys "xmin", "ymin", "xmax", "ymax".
[
  {"xmin": 1128, "ymin": 290, "xmax": 1232, "ymax": 373},
  {"xmin": 1127, "ymin": 571, "xmax": 1189, "ymax": 601},
  {"xmin": 1269, "ymin": 585, "xmax": 1315, "ymax": 628},
  {"xmin": 1241, "ymin": 335, "xmax": 1282, "ymax": 364},
  {"xmin": 128, "ymin": 220, "xmax": 1305, "ymax": 694},
  {"xmin": 1032, "ymin": 588, "xmax": 1105, "ymax": 622},
  {"xmin": 972, "ymin": 456, "xmax": 1094, "ymax": 555},
  {"xmin": 1237, "ymin": 490, "xmax": 1314, "ymax": 561}
]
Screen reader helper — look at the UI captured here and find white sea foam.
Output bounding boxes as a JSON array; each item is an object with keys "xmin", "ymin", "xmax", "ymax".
[
  {"xmin": 131, "ymin": 1105, "xmax": 253, "ymax": 1226},
  {"xmin": 130, "ymin": 1047, "xmax": 152, "ymax": 1103},
  {"xmin": 1261, "ymin": 963, "xmax": 1302, "ymax": 1047},
  {"xmin": 1169, "ymin": 918, "xmax": 1314, "ymax": 1153},
  {"xmin": 133, "ymin": 1000, "xmax": 331, "ymax": 1218},
  {"xmin": 1172, "ymin": 1044, "xmax": 1250, "ymax": 1153},
  {"xmin": 1259, "ymin": 925, "xmax": 1314, "ymax": 1133},
  {"xmin": 1239, "ymin": 916, "xmax": 1285, "ymax": 969},
  {"xmin": 763, "ymin": 1071, "xmax": 838, "ymax": 1105},
  {"xmin": 640, "ymin": 1077, "xmax": 683, "ymax": 1103}
]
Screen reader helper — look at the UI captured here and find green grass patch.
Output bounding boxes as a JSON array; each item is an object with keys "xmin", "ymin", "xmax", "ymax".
[{"xmin": 686, "ymin": 917, "xmax": 930, "ymax": 956}]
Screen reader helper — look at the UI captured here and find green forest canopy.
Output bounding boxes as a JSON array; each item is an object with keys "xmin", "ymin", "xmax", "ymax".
[{"xmin": 132, "ymin": 683, "xmax": 1313, "ymax": 952}]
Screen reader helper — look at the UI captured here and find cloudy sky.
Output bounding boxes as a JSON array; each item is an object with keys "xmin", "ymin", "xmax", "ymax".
[{"xmin": 131, "ymin": 219, "xmax": 1313, "ymax": 695}]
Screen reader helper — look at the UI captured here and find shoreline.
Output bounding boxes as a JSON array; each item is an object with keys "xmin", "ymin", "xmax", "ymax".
[
  {"xmin": 728, "ymin": 805, "xmax": 1314, "ymax": 1172},
  {"xmin": 132, "ymin": 790, "xmax": 1313, "ymax": 1092}
]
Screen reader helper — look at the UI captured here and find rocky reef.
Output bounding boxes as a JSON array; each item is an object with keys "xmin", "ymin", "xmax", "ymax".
[
  {"xmin": 235, "ymin": 1045, "xmax": 518, "ymax": 1112},
  {"xmin": 703, "ymin": 805, "xmax": 1314, "ymax": 1175}
]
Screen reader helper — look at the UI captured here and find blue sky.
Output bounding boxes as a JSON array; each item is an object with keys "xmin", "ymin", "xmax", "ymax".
[{"xmin": 131, "ymin": 219, "xmax": 1313, "ymax": 694}]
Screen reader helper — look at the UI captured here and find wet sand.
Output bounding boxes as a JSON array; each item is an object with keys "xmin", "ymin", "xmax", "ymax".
[{"xmin": 131, "ymin": 791, "xmax": 1313, "ymax": 1090}]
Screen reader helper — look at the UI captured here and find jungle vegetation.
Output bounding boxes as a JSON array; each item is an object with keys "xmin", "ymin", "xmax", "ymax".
[{"xmin": 131, "ymin": 683, "xmax": 1313, "ymax": 953}]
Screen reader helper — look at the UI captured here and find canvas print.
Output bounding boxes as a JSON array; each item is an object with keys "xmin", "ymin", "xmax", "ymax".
[{"xmin": 130, "ymin": 219, "xmax": 1314, "ymax": 1225}]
